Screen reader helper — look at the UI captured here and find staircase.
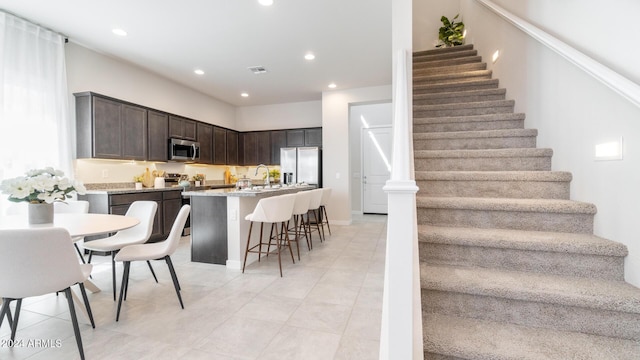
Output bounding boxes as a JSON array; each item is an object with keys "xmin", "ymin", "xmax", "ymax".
[{"xmin": 414, "ymin": 44, "xmax": 640, "ymax": 359}]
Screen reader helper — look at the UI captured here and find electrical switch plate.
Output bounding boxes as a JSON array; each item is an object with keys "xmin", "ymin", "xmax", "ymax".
[
  {"xmin": 335, "ymin": 172, "xmax": 341, "ymax": 179},
  {"xmin": 102, "ymin": 170, "xmax": 109, "ymax": 178}
]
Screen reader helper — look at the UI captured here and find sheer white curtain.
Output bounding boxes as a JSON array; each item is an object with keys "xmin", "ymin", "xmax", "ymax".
[{"xmin": 0, "ymin": 11, "xmax": 73, "ymax": 212}]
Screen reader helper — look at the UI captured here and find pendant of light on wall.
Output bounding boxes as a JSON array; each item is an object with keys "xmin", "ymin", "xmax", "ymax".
[{"xmin": 258, "ymin": 0, "xmax": 273, "ymax": 6}]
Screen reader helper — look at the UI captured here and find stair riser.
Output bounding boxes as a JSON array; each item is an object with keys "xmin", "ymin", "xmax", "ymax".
[
  {"xmin": 414, "ymin": 93, "xmax": 505, "ymax": 106},
  {"xmin": 414, "ymin": 81, "xmax": 499, "ymax": 95},
  {"xmin": 414, "ymin": 56, "xmax": 482, "ymax": 69},
  {"xmin": 424, "ymin": 353, "xmax": 463, "ymax": 360},
  {"xmin": 422, "ymin": 291, "xmax": 640, "ymax": 341},
  {"xmin": 419, "ymin": 242, "xmax": 624, "ymax": 280},
  {"xmin": 414, "ymin": 62, "xmax": 487, "ymax": 76},
  {"xmin": 414, "ymin": 136, "xmax": 536, "ymax": 150},
  {"xmin": 415, "ymin": 179, "xmax": 570, "ymax": 199},
  {"xmin": 414, "ymin": 156, "xmax": 551, "ymax": 171},
  {"xmin": 414, "ymin": 74, "xmax": 492, "ymax": 85},
  {"xmin": 414, "ymin": 49, "xmax": 478, "ymax": 63},
  {"xmin": 414, "ymin": 105, "xmax": 513, "ymax": 118},
  {"xmin": 414, "ymin": 44, "xmax": 475, "ymax": 57},
  {"xmin": 417, "ymin": 207, "xmax": 594, "ymax": 233},
  {"xmin": 413, "ymin": 119, "xmax": 524, "ymax": 133}
]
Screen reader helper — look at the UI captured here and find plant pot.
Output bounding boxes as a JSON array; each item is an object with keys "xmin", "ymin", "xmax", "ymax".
[
  {"xmin": 135, "ymin": 182, "xmax": 143, "ymax": 190},
  {"xmin": 28, "ymin": 203, "xmax": 54, "ymax": 224}
]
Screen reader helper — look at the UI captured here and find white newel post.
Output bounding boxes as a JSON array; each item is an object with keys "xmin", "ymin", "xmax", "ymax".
[{"xmin": 379, "ymin": 49, "xmax": 423, "ymax": 359}]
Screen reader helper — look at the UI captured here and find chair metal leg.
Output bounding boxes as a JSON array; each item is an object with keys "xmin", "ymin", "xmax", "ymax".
[
  {"xmin": 0, "ymin": 298, "xmax": 12, "ymax": 329},
  {"xmin": 116, "ymin": 261, "xmax": 130, "ymax": 321},
  {"xmin": 87, "ymin": 250, "xmax": 93, "ymax": 264},
  {"xmin": 10, "ymin": 299, "xmax": 22, "ymax": 341},
  {"xmin": 275, "ymin": 223, "xmax": 283, "ymax": 277},
  {"xmin": 147, "ymin": 261, "xmax": 158, "ymax": 283},
  {"xmin": 242, "ymin": 221, "xmax": 254, "ymax": 273},
  {"xmin": 266, "ymin": 223, "xmax": 275, "ymax": 257},
  {"xmin": 111, "ymin": 251, "xmax": 117, "ymax": 301},
  {"xmin": 312, "ymin": 209, "xmax": 324, "ymax": 242},
  {"xmin": 282, "ymin": 221, "xmax": 295, "ymax": 263},
  {"xmin": 78, "ymin": 283, "xmax": 95, "ymax": 329},
  {"xmin": 63, "ymin": 287, "xmax": 85, "ymax": 360},
  {"xmin": 292, "ymin": 218, "xmax": 301, "ymax": 260},
  {"xmin": 74, "ymin": 243, "xmax": 86, "ymax": 264},
  {"xmin": 165, "ymin": 256, "xmax": 184, "ymax": 309},
  {"xmin": 258, "ymin": 222, "xmax": 264, "ymax": 261},
  {"xmin": 321, "ymin": 205, "xmax": 332, "ymax": 235}
]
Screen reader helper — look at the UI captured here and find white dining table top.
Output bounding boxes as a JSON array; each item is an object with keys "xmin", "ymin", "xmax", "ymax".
[{"xmin": 0, "ymin": 213, "xmax": 140, "ymax": 237}]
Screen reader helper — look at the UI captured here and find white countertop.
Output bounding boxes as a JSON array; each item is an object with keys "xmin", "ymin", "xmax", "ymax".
[{"xmin": 183, "ymin": 184, "xmax": 315, "ymax": 197}]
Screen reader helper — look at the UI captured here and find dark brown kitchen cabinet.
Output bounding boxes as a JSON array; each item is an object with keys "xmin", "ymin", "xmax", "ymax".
[
  {"xmin": 75, "ymin": 92, "xmax": 147, "ymax": 160},
  {"xmin": 169, "ymin": 115, "xmax": 197, "ymax": 141},
  {"xmin": 162, "ymin": 191, "xmax": 183, "ymax": 235},
  {"xmin": 226, "ymin": 130, "xmax": 239, "ymax": 165},
  {"xmin": 213, "ymin": 127, "xmax": 227, "ymax": 165},
  {"xmin": 147, "ymin": 110, "xmax": 169, "ymax": 162},
  {"xmin": 197, "ymin": 123, "xmax": 213, "ymax": 164},
  {"xmin": 286, "ymin": 129, "xmax": 305, "ymax": 147},
  {"xmin": 257, "ymin": 131, "xmax": 271, "ymax": 165},
  {"xmin": 240, "ymin": 132, "xmax": 257, "ymax": 165},
  {"xmin": 304, "ymin": 127, "xmax": 323, "ymax": 146},
  {"xmin": 270, "ymin": 130, "xmax": 286, "ymax": 164}
]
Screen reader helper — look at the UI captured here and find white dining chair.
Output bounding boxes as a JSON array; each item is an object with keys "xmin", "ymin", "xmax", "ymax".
[
  {"xmin": 54, "ymin": 200, "xmax": 90, "ymax": 263},
  {"xmin": 84, "ymin": 200, "xmax": 158, "ymax": 301},
  {"xmin": 114, "ymin": 205, "xmax": 191, "ymax": 321},
  {"xmin": 0, "ymin": 228, "xmax": 94, "ymax": 360},
  {"xmin": 242, "ymin": 194, "xmax": 296, "ymax": 277}
]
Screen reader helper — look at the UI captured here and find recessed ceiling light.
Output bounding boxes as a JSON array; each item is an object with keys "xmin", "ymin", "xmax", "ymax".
[
  {"xmin": 194, "ymin": 69, "xmax": 205, "ymax": 75},
  {"xmin": 112, "ymin": 28, "xmax": 127, "ymax": 37},
  {"xmin": 258, "ymin": 0, "xmax": 273, "ymax": 6},
  {"xmin": 241, "ymin": 93, "xmax": 249, "ymax": 97},
  {"xmin": 328, "ymin": 83, "xmax": 337, "ymax": 89},
  {"xmin": 304, "ymin": 53, "xmax": 315, "ymax": 60}
]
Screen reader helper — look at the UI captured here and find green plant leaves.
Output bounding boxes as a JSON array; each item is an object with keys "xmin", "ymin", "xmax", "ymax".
[{"xmin": 437, "ymin": 14, "xmax": 465, "ymax": 48}]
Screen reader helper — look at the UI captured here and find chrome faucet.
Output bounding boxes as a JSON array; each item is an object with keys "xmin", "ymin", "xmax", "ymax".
[{"xmin": 255, "ymin": 164, "xmax": 270, "ymax": 188}]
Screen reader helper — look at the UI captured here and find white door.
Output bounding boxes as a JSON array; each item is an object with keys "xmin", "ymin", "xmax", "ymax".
[{"xmin": 363, "ymin": 126, "xmax": 392, "ymax": 214}]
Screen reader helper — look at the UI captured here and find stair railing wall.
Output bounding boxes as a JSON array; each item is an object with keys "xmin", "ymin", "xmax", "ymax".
[
  {"xmin": 474, "ymin": 0, "xmax": 640, "ymax": 109},
  {"xmin": 379, "ymin": 49, "xmax": 422, "ymax": 359}
]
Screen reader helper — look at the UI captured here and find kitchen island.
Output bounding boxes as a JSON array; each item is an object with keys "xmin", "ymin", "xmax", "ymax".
[{"xmin": 182, "ymin": 185, "xmax": 314, "ymax": 269}]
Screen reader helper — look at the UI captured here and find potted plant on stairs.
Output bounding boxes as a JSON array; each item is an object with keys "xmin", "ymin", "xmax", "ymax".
[{"xmin": 436, "ymin": 14, "xmax": 465, "ymax": 48}]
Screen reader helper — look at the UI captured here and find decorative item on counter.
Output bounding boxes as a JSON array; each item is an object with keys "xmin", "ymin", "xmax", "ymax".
[
  {"xmin": 262, "ymin": 169, "xmax": 280, "ymax": 184},
  {"xmin": 0, "ymin": 167, "xmax": 86, "ymax": 224},
  {"xmin": 229, "ymin": 174, "xmax": 238, "ymax": 184},
  {"xmin": 224, "ymin": 167, "xmax": 231, "ymax": 185},
  {"xmin": 235, "ymin": 176, "xmax": 251, "ymax": 190},
  {"xmin": 142, "ymin": 168, "xmax": 154, "ymax": 188},
  {"xmin": 192, "ymin": 174, "xmax": 205, "ymax": 187},
  {"xmin": 133, "ymin": 175, "xmax": 144, "ymax": 190}
]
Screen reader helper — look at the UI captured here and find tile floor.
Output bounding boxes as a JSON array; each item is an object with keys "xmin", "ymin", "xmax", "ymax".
[{"xmin": 0, "ymin": 214, "xmax": 387, "ymax": 360}]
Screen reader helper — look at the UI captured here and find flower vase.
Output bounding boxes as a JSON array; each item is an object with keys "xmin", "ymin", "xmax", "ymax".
[{"xmin": 28, "ymin": 203, "xmax": 54, "ymax": 224}]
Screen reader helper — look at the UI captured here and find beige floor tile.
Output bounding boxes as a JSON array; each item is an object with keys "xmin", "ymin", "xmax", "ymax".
[
  {"xmin": 286, "ymin": 300, "xmax": 352, "ymax": 334},
  {"xmin": 334, "ymin": 336, "xmax": 380, "ymax": 360},
  {"xmin": 258, "ymin": 325, "xmax": 341, "ymax": 360},
  {"xmin": 197, "ymin": 316, "xmax": 283, "ymax": 359}
]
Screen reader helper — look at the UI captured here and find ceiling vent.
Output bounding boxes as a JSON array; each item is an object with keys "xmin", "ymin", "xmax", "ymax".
[{"xmin": 248, "ymin": 66, "xmax": 268, "ymax": 74}]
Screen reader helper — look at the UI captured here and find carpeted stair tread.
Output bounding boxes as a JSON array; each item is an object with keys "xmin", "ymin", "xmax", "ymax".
[
  {"xmin": 414, "ymin": 112, "xmax": 525, "ymax": 125},
  {"xmin": 415, "ymin": 148, "xmax": 552, "ymax": 159},
  {"xmin": 414, "ymin": 129, "xmax": 536, "ymax": 140},
  {"xmin": 413, "ymin": 44, "xmax": 475, "ymax": 57},
  {"xmin": 413, "ymin": 49, "xmax": 478, "ymax": 63},
  {"xmin": 415, "ymin": 99, "xmax": 514, "ymax": 112},
  {"xmin": 414, "ymin": 69, "xmax": 492, "ymax": 84},
  {"xmin": 423, "ymin": 313, "xmax": 640, "ymax": 360},
  {"xmin": 414, "ymin": 56, "xmax": 482, "ymax": 69},
  {"xmin": 414, "ymin": 88, "xmax": 505, "ymax": 101},
  {"xmin": 421, "ymin": 263, "xmax": 640, "ymax": 313},
  {"xmin": 416, "ymin": 196, "xmax": 596, "ymax": 215},
  {"xmin": 418, "ymin": 225, "xmax": 627, "ymax": 257},
  {"xmin": 414, "ymin": 62, "xmax": 487, "ymax": 76},
  {"xmin": 414, "ymin": 78, "xmax": 500, "ymax": 94},
  {"xmin": 415, "ymin": 170, "xmax": 571, "ymax": 182}
]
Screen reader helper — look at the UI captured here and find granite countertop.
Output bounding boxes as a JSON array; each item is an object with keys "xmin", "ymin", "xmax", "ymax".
[
  {"xmin": 84, "ymin": 184, "xmax": 235, "ymax": 195},
  {"xmin": 182, "ymin": 184, "xmax": 315, "ymax": 198}
]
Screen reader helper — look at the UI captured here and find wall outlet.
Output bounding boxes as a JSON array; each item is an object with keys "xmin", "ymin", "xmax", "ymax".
[
  {"xmin": 335, "ymin": 172, "xmax": 341, "ymax": 179},
  {"xmin": 102, "ymin": 169, "xmax": 109, "ymax": 178}
]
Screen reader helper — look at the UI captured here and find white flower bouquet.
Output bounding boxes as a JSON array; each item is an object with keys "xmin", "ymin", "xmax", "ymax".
[{"xmin": 0, "ymin": 167, "xmax": 86, "ymax": 204}]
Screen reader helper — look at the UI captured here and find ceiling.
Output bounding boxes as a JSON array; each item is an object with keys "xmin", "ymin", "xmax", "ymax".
[{"xmin": 0, "ymin": 0, "xmax": 392, "ymax": 107}]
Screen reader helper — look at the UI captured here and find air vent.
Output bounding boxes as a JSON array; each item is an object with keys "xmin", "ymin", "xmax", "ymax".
[{"xmin": 248, "ymin": 66, "xmax": 268, "ymax": 74}]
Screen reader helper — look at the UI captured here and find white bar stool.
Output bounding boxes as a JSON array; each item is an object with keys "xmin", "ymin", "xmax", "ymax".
[
  {"xmin": 306, "ymin": 188, "xmax": 325, "ymax": 247},
  {"xmin": 242, "ymin": 193, "xmax": 296, "ymax": 277},
  {"xmin": 319, "ymin": 187, "xmax": 332, "ymax": 236},
  {"xmin": 287, "ymin": 190, "xmax": 312, "ymax": 259}
]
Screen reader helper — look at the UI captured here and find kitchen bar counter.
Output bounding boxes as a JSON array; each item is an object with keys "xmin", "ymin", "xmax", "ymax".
[
  {"xmin": 84, "ymin": 183, "xmax": 234, "ymax": 195},
  {"xmin": 183, "ymin": 185, "xmax": 315, "ymax": 267}
]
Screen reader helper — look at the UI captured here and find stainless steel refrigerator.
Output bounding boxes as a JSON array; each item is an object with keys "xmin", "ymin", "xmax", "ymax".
[{"xmin": 280, "ymin": 147, "xmax": 322, "ymax": 186}]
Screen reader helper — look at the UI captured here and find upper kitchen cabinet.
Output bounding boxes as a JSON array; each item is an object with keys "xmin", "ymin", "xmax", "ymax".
[
  {"xmin": 169, "ymin": 115, "xmax": 197, "ymax": 141},
  {"xmin": 226, "ymin": 130, "xmax": 239, "ymax": 165},
  {"xmin": 75, "ymin": 92, "xmax": 147, "ymax": 160},
  {"xmin": 256, "ymin": 131, "xmax": 271, "ymax": 165},
  {"xmin": 197, "ymin": 122, "xmax": 213, "ymax": 164},
  {"xmin": 304, "ymin": 127, "xmax": 323, "ymax": 146},
  {"xmin": 239, "ymin": 132, "xmax": 257, "ymax": 166},
  {"xmin": 147, "ymin": 110, "xmax": 168, "ymax": 161},
  {"xmin": 270, "ymin": 130, "xmax": 286, "ymax": 164},
  {"xmin": 286, "ymin": 129, "xmax": 305, "ymax": 147},
  {"xmin": 213, "ymin": 126, "xmax": 227, "ymax": 165}
]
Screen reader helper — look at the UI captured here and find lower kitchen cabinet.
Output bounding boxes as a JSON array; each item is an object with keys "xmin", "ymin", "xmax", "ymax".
[{"xmin": 80, "ymin": 189, "xmax": 185, "ymax": 243}]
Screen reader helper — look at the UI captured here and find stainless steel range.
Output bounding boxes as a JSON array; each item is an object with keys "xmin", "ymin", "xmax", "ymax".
[{"xmin": 165, "ymin": 173, "xmax": 191, "ymax": 236}]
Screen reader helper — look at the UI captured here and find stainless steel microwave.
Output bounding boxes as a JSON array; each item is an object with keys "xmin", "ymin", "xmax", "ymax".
[{"xmin": 169, "ymin": 138, "xmax": 200, "ymax": 162}]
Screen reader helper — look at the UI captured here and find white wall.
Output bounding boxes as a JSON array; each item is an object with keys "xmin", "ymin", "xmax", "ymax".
[
  {"xmin": 322, "ymin": 85, "xmax": 392, "ymax": 224},
  {"xmin": 235, "ymin": 101, "xmax": 322, "ymax": 131},
  {"xmin": 413, "ymin": 0, "xmax": 460, "ymax": 50},
  {"xmin": 455, "ymin": 0, "xmax": 640, "ymax": 286},
  {"xmin": 349, "ymin": 102, "xmax": 393, "ymax": 212}
]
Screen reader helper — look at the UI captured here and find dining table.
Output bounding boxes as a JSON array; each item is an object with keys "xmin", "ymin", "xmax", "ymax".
[{"xmin": 0, "ymin": 213, "xmax": 140, "ymax": 324}]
